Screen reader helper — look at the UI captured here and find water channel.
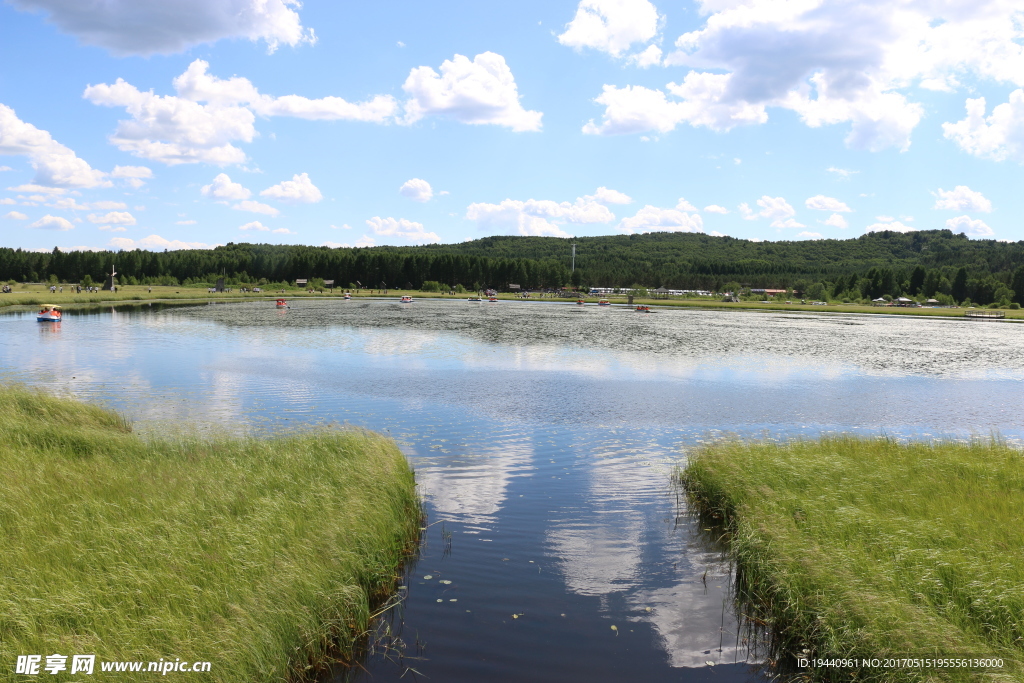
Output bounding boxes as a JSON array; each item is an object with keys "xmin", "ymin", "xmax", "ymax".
[{"xmin": 3, "ymin": 299, "xmax": 1023, "ymax": 682}]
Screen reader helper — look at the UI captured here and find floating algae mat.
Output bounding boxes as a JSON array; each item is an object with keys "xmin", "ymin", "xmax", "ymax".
[
  {"xmin": 0, "ymin": 386, "xmax": 419, "ymax": 682},
  {"xmin": 683, "ymin": 436, "xmax": 1024, "ymax": 681}
]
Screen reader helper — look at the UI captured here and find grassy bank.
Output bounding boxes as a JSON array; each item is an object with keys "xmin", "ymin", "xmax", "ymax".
[
  {"xmin": 682, "ymin": 437, "xmax": 1024, "ymax": 681},
  {"xmin": 0, "ymin": 386, "xmax": 420, "ymax": 681}
]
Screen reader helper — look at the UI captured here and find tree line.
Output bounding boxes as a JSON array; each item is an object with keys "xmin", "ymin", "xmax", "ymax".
[{"xmin": 2, "ymin": 229, "xmax": 1023, "ymax": 305}]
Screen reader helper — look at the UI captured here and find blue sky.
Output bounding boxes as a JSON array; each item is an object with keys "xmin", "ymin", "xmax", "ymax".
[{"xmin": 1, "ymin": 0, "xmax": 1022, "ymax": 251}]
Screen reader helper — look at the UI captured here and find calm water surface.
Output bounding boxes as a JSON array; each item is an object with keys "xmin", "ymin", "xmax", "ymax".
[{"xmin": 3, "ymin": 299, "xmax": 1023, "ymax": 682}]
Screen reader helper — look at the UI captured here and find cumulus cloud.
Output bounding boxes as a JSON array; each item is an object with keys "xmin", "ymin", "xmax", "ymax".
[
  {"xmin": 87, "ymin": 211, "xmax": 135, "ymax": 225},
  {"xmin": 704, "ymin": 204, "xmax": 729, "ymax": 214},
  {"xmin": 583, "ymin": 72, "xmax": 768, "ymax": 135},
  {"xmin": 233, "ymin": 200, "xmax": 279, "ymax": 216},
  {"xmin": 628, "ymin": 45, "xmax": 663, "ymax": 68},
  {"xmin": 0, "ymin": 166, "xmax": 11, "ymax": 171},
  {"xmin": 323, "ymin": 235, "xmax": 375, "ymax": 249},
  {"xmin": 742, "ymin": 196, "xmax": 802, "ymax": 228},
  {"xmin": 85, "ymin": 60, "xmax": 397, "ymax": 165},
  {"xmin": 0, "ymin": 104, "xmax": 109, "ymax": 188},
  {"xmin": 946, "ymin": 215, "xmax": 993, "ymax": 237},
  {"xmin": 588, "ymin": 186, "xmax": 632, "ymax": 204},
  {"xmin": 618, "ymin": 205, "xmax": 703, "ymax": 233},
  {"xmin": 109, "ymin": 234, "xmax": 215, "ymax": 250},
  {"xmin": 865, "ymin": 220, "xmax": 916, "ymax": 234},
  {"xmin": 3, "ymin": 210, "xmax": 28, "ymax": 220},
  {"xmin": 9, "ymin": 0, "xmax": 315, "ymax": 56},
  {"xmin": 365, "ymin": 216, "xmax": 440, "ymax": 244},
  {"xmin": 97, "ymin": 225, "xmax": 126, "ymax": 232},
  {"xmin": 260, "ymin": 172, "xmax": 322, "ymax": 203},
  {"xmin": 403, "ymin": 52, "xmax": 542, "ymax": 132},
  {"xmin": 933, "ymin": 185, "xmax": 992, "ymax": 212},
  {"xmin": 943, "ymin": 91, "xmax": 1024, "ymax": 162},
  {"xmin": 805, "ymin": 195, "xmax": 852, "ymax": 212},
  {"xmin": 173, "ymin": 60, "xmax": 396, "ymax": 122},
  {"xmin": 796, "ymin": 231, "xmax": 823, "ymax": 239},
  {"xmin": 399, "ymin": 178, "xmax": 433, "ymax": 202},
  {"xmin": 558, "ymin": 0, "xmax": 662, "ymax": 58},
  {"xmin": 465, "ymin": 189, "xmax": 620, "ymax": 237},
  {"xmin": 201, "ymin": 173, "xmax": 251, "ymax": 200},
  {"xmin": 239, "ymin": 220, "xmax": 269, "ymax": 231},
  {"xmin": 110, "ymin": 164, "xmax": 153, "ymax": 188},
  {"xmin": 822, "ymin": 213, "xmax": 848, "ymax": 229},
  {"xmin": 29, "ymin": 214, "xmax": 74, "ymax": 231},
  {"xmin": 675, "ymin": 197, "xmax": 698, "ymax": 212},
  {"xmin": 827, "ymin": 167, "xmax": 858, "ymax": 179},
  {"xmin": 586, "ymin": 0, "xmax": 1024, "ymax": 150},
  {"xmin": 271, "ymin": 227, "xmax": 294, "ymax": 234},
  {"xmin": 176, "ymin": 219, "xmax": 197, "ymax": 225}
]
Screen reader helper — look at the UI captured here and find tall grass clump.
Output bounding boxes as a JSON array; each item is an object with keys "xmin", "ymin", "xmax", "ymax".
[
  {"xmin": 683, "ymin": 436, "xmax": 1024, "ymax": 682},
  {"xmin": 0, "ymin": 385, "xmax": 420, "ymax": 682}
]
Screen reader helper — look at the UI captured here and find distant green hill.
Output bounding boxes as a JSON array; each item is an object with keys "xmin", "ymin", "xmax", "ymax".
[{"xmin": 3, "ymin": 229, "xmax": 1023, "ymax": 305}]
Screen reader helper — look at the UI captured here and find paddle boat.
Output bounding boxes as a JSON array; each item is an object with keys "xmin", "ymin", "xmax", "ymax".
[
  {"xmin": 276, "ymin": 299, "xmax": 288, "ymax": 308},
  {"xmin": 468, "ymin": 296, "xmax": 483, "ymax": 302},
  {"xmin": 37, "ymin": 305, "xmax": 62, "ymax": 322},
  {"xmin": 344, "ymin": 292, "xmax": 352, "ymax": 300},
  {"xmin": 635, "ymin": 305, "xmax": 651, "ymax": 313},
  {"xmin": 400, "ymin": 295, "xmax": 413, "ymax": 303},
  {"xmin": 576, "ymin": 299, "xmax": 586, "ymax": 306},
  {"xmin": 598, "ymin": 299, "xmax": 611, "ymax": 306},
  {"xmin": 487, "ymin": 296, "xmax": 498, "ymax": 302}
]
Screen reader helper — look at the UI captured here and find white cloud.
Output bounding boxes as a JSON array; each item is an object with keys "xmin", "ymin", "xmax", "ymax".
[
  {"xmin": 3, "ymin": 210, "xmax": 28, "ymax": 220},
  {"xmin": 945, "ymin": 215, "xmax": 994, "ymax": 237},
  {"xmin": 109, "ymin": 234, "xmax": 215, "ymax": 250},
  {"xmin": 827, "ymin": 167, "xmax": 858, "ymax": 179},
  {"xmin": 176, "ymin": 219, "xmax": 197, "ymax": 225},
  {"xmin": 822, "ymin": 213, "xmax": 848, "ymax": 229},
  {"xmin": 239, "ymin": 221, "xmax": 269, "ymax": 231},
  {"xmin": 233, "ymin": 200, "xmax": 279, "ymax": 216},
  {"xmin": 87, "ymin": 211, "xmax": 135, "ymax": 225},
  {"xmin": 331, "ymin": 223, "xmax": 353, "ymax": 230},
  {"xmin": 9, "ymin": 0, "xmax": 315, "ymax": 56},
  {"xmin": 85, "ymin": 79, "xmax": 255, "ymax": 165},
  {"xmin": 618, "ymin": 205, "xmax": 703, "ymax": 233},
  {"xmin": 111, "ymin": 164, "xmax": 153, "ymax": 188},
  {"xmin": 704, "ymin": 204, "xmax": 729, "ymax": 214},
  {"xmin": 399, "ymin": 178, "xmax": 433, "ymax": 202},
  {"xmin": 29, "ymin": 214, "xmax": 74, "ymax": 231},
  {"xmin": 86, "ymin": 200, "xmax": 128, "ymax": 211},
  {"xmin": 7, "ymin": 184, "xmax": 65, "ymax": 195},
  {"xmin": 0, "ymin": 104, "xmax": 109, "ymax": 188},
  {"xmin": 201, "ymin": 173, "xmax": 251, "ymax": 200},
  {"xmin": 403, "ymin": 52, "xmax": 542, "ymax": 132},
  {"xmin": 557, "ymin": 0, "xmax": 662, "ymax": 58},
  {"xmin": 795, "ymin": 231, "xmax": 823, "ymax": 239},
  {"xmin": 323, "ymin": 236, "xmax": 375, "ymax": 248},
  {"xmin": 0, "ymin": 166, "xmax": 11, "ymax": 171},
  {"xmin": 271, "ymin": 227, "xmax": 294, "ymax": 234},
  {"xmin": 805, "ymin": 195, "xmax": 852, "ymax": 212},
  {"xmin": 865, "ymin": 220, "xmax": 916, "ymax": 234},
  {"xmin": 943, "ymin": 91, "xmax": 1024, "ymax": 162},
  {"xmin": 743, "ymin": 195, "xmax": 801, "ymax": 228},
  {"xmin": 365, "ymin": 216, "xmax": 440, "ymax": 244},
  {"xmin": 465, "ymin": 191, "xmax": 619, "ymax": 237},
  {"xmin": 583, "ymin": 72, "xmax": 768, "ymax": 135},
  {"xmin": 0, "ymin": 198, "xmax": 14, "ymax": 204},
  {"xmin": 97, "ymin": 225, "xmax": 126, "ymax": 232},
  {"xmin": 876, "ymin": 215, "xmax": 895, "ymax": 222},
  {"xmin": 675, "ymin": 197, "xmax": 698, "ymax": 212},
  {"xmin": 260, "ymin": 172, "xmax": 322, "ymax": 203},
  {"xmin": 588, "ymin": 186, "xmax": 632, "ymax": 204},
  {"xmin": 627, "ymin": 45, "xmax": 663, "ymax": 68},
  {"xmin": 933, "ymin": 185, "xmax": 992, "ymax": 212},
  {"xmin": 173, "ymin": 60, "xmax": 396, "ymax": 122}
]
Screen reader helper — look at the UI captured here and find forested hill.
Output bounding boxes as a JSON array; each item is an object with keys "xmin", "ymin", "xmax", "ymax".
[{"xmin": 3, "ymin": 229, "xmax": 1024, "ymax": 304}]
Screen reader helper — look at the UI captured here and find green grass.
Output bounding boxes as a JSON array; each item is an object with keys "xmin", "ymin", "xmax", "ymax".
[
  {"xmin": 682, "ymin": 437, "xmax": 1024, "ymax": 681},
  {"xmin": 0, "ymin": 385, "xmax": 420, "ymax": 682}
]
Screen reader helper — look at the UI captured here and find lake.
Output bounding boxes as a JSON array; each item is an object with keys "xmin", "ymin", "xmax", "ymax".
[{"xmin": 3, "ymin": 298, "xmax": 1023, "ymax": 682}]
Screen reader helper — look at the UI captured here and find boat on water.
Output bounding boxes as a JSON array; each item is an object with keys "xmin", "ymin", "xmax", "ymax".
[
  {"xmin": 576, "ymin": 299, "xmax": 586, "ymax": 306},
  {"xmin": 635, "ymin": 305, "xmax": 651, "ymax": 313},
  {"xmin": 344, "ymin": 292, "xmax": 352, "ymax": 300},
  {"xmin": 37, "ymin": 305, "xmax": 62, "ymax": 322},
  {"xmin": 487, "ymin": 296, "xmax": 498, "ymax": 302},
  {"xmin": 400, "ymin": 295, "xmax": 413, "ymax": 303},
  {"xmin": 468, "ymin": 297, "xmax": 483, "ymax": 302},
  {"xmin": 276, "ymin": 299, "xmax": 288, "ymax": 308},
  {"xmin": 598, "ymin": 299, "xmax": 611, "ymax": 306}
]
